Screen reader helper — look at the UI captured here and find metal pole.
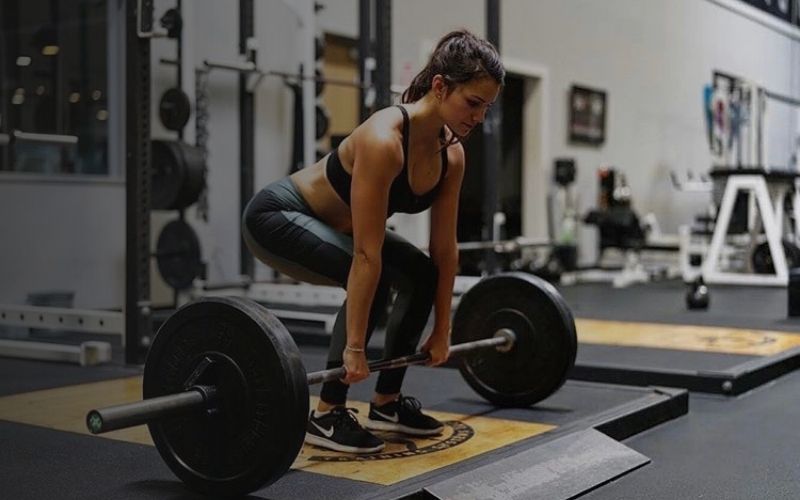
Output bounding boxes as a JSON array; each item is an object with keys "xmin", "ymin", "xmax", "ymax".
[
  {"xmin": 482, "ymin": 0, "xmax": 503, "ymax": 272},
  {"xmin": 306, "ymin": 333, "xmax": 512, "ymax": 385},
  {"xmin": 239, "ymin": 0, "xmax": 255, "ymax": 279},
  {"xmin": 299, "ymin": 0, "xmax": 316, "ymax": 170},
  {"xmin": 358, "ymin": 0, "xmax": 373, "ymax": 120},
  {"xmin": 374, "ymin": 0, "xmax": 392, "ymax": 109},
  {"xmin": 175, "ymin": 0, "xmax": 183, "ymax": 142},
  {"xmin": 125, "ymin": 0, "xmax": 153, "ymax": 364},
  {"xmin": 764, "ymin": 89, "xmax": 800, "ymax": 108}
]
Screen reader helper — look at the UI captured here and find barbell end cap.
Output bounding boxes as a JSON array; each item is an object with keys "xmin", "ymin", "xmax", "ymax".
[
  {"xmin": 494, "ymin": 328, "xmax": 516, "ymax": 353},
  {"xmin": 86, "ymin": 410, "xmax": 104, "ymax": 434}
]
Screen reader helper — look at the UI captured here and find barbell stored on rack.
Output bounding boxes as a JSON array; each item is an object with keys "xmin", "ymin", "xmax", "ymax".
[
  {"xmin": 85, "ymin": 273, "xmax": 576, "ymax": 497},
  {"xmin": 200, "ymin": 59, "xmax": 369, "ymax": 91}
]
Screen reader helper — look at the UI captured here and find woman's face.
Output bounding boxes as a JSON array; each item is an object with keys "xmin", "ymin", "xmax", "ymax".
[{"xmin": 440, "ymin": 77, "xmax": 501, "ymax": 137}]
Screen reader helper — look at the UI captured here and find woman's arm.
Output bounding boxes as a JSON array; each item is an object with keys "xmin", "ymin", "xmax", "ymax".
[
  {"xmin": 341, "ymin": 124, "xmax": 403, "ymax": 384},
  {"xmin": 424, "ymin": 144, "xmax": 466, "ymax": 365}
]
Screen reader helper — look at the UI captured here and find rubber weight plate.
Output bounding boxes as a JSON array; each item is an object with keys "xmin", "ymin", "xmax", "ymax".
[
  {"xmin": 159, "ymin": 87, "xmax": 191, "ymax": 131},
  {"xmin": 143, "ymin": 297, "xmax": 309, "ymax": 497},
  {"xmin": 452, "ymin": 272, "xmax": 577, "ymax": 407},
  {"xmin": 151, "ymin": 140, "xmax": 206, "ymax": 211},
  {"xmin": 155, "ymin": 219, "xmax": 202, "ymax": 290},
  {"xmin": 315, "ymin": 105, "xmax": 330, "ymax": 140},
  {"xmin": 751, "ymin": 240, "xmax": 800, "ymax": 274}
]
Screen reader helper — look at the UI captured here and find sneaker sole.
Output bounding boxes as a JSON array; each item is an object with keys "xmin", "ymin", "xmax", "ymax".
[
  {"xmin": 364, "ymin": 419, "xmax": 444, "ymax": 436},
  {"xmin": 305, "ymin": 433, "xmax": 385, "ymax": 454}
]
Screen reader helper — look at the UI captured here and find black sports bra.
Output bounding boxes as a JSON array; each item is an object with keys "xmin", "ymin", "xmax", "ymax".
[{"xmin": 325, "ymin": 105, "xmax": 448, "ymax": 216}]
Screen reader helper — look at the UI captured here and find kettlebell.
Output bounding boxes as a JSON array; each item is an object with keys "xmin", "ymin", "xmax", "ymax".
[{"xmin": 686, "ymin": 277, "xmax": 710, "ymax": 310}]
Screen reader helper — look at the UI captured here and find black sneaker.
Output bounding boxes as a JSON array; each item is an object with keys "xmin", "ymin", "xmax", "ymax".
[
  {"xmin": 365, "ymin": 395, "xmax": 444, "ymax": 436},
  {"xmin": 305, "ymin": 407, "xmax": 385, "ymax": 454}
]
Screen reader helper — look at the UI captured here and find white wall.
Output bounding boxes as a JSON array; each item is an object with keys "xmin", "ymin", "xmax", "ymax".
[
  {"xmin": 2, "ymin": 0, "xmax": 799, "ymax": 309},
  {"xmin": 0, "ymin": 179, "xmax": 125, "ymax": 308},
  {"xmin": 503, "ymin": 0, "xmax": 798, "ymax": 238},
  {"xmin": 316, "ymin": 0, "xmax": 359, "ymax": 38}
]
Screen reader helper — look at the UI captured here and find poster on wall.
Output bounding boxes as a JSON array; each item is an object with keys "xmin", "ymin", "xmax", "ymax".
[{"xmin": 568, "ymin": 85, "xmax": 607, "ymax": 146}]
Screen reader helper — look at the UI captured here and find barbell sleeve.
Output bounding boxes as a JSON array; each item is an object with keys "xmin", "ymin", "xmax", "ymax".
[
  {"xmin": 86, "ymin": 386, "xmax": 216, "ymax": 434},
  {"xmin": 305, "ymin": 333, "xmax": 513, "ymax": 386}
]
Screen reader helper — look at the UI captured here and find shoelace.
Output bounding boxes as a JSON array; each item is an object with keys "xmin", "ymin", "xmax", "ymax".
[
  {"xmin": 330, "ymin": 407, "xmax": 363, "ymax": 430},
  {"xmin": 398, "ymin": 395, "xmax": 423, "ymax": 414}
]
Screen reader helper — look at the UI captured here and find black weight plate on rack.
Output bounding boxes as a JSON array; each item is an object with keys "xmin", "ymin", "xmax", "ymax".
[
  {"xmin": 315, "ymin": 105, "xmax": 330, "ymax": 140},
  {"xmin": 159, "ymin": 87, "xmax": 191, "ymax": 131},
  {"xmin": 151, "ymin": 140, "xmax": 206, "ymax": 211},
  {"xmin": 156, "ymin": 219, "xmax": 202, "ymax": 290},
  {"xmin": 752, "ymin": 240, "xmax": 800, "ymax": 274}
]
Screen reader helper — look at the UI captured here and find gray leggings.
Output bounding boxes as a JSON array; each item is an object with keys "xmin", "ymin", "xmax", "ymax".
[{"xmin": 242, "ymin": 177, "xmax": 438, "ymax": 405}]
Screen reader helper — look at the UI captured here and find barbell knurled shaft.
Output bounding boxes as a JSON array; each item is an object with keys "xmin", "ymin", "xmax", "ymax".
[
  {"xmin": 304, "ymin": 335, "xmax": 509, "ymax": 386},
  {"xmin": 306, "ymin": 367, "xmax": 346, "ymax": 386}
]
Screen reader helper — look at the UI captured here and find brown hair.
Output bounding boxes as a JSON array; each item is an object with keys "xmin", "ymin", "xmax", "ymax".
[{"xmin": 402, "ymin": 29, "xmax": 505, "ymax": 145}]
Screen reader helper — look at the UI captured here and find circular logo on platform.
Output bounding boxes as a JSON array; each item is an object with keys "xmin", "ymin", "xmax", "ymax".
[
  {"xmin": 306, "ymin": 420, "xmax": 475, "ymax": 462},
  {"xmin": 697, "ymin": 331, "xmax": 777, "ymax": 350}
]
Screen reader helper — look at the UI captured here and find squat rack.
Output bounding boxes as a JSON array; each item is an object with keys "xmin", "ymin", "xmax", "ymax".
[{"xmin": 122, "ymin": 0, "xmax": 393, "ymax": 363}]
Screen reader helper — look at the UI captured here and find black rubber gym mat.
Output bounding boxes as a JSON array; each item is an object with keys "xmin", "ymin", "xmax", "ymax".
[
  {"xmin": 0, "ymin": 356, "xmax": 140, "ymax": 397},
  {"xmin": 0, "ymin": 419, "xmax": 377, "ymax": 500},
  {"xmin": 558, "ymin": 279, "xmax": 800, "ymax": 332},
  {"xmin": 580, "ymin": 369, "xmax": 800, "ymax": 500},
  {"xmin": 577, "ymin": 344, "xmax": 751, "ymax": 372}
]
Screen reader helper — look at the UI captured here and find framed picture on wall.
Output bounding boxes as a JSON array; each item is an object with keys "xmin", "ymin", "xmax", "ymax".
[{"xmin": 568, "ymin": 85, "xmax": 607, "ymax": 146}]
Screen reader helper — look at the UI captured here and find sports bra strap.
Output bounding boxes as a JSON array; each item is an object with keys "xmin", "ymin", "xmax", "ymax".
[{"xmin": 395, "ymin": 105, "xmax": 410, "ymax": 171}]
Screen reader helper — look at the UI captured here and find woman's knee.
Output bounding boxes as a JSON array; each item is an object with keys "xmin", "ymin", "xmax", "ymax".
[{"xmin": 241, "ymin": 192, "xmax": 272, "ymax": 243}]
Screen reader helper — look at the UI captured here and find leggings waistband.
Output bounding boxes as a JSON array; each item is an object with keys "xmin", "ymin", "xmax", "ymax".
[{"xmin": 260, "ymin": 177, "xmax": 313, "ymax": 215}]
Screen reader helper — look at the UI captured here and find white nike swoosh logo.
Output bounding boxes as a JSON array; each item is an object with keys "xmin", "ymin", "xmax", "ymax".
[
  {"xmin": 312, "ymin": 421, "xmax": 335, "ymax": 437},
  {"xmin": 373, "ymin": 410, "xmax": 399, "ymax": 423}
]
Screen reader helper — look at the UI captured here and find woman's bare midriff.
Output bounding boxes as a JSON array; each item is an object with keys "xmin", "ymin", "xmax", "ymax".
[{"xmin": 290, "ymin": 157, "xmax": 355, "ymax": 234}]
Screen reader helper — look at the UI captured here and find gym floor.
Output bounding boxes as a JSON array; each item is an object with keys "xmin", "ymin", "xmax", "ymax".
[
  {"xmin": 561, "ymin": 281, "xmax": 800, "ymax": 500},
  {"xmin": 1, "ymin": 279, "xmax": 799, "ymax": 499}
]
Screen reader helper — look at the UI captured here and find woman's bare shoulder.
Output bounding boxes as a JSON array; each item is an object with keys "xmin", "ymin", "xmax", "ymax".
[
  {"xmin": 348, "ymin": 107, "xmax": 405, "ymax": 163},
  {"xmin": 354, "ymin": 107, "xmax": 404, "ymax": 141}
]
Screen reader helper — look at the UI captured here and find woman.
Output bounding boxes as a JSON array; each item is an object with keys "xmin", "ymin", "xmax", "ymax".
[{"xmin": 243, "ymin": 29, "xmax": 504, "ymax": 454}]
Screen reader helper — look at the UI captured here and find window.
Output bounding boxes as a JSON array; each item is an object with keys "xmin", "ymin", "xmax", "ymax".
[{"xmin": 0, "ymin": 0, "xmax": 109, "ymax": 175}]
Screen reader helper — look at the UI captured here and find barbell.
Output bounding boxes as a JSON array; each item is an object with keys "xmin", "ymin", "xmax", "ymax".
[{"xmin": 85, "ymin": 273, "xmax": 577, "ymax": 497}]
